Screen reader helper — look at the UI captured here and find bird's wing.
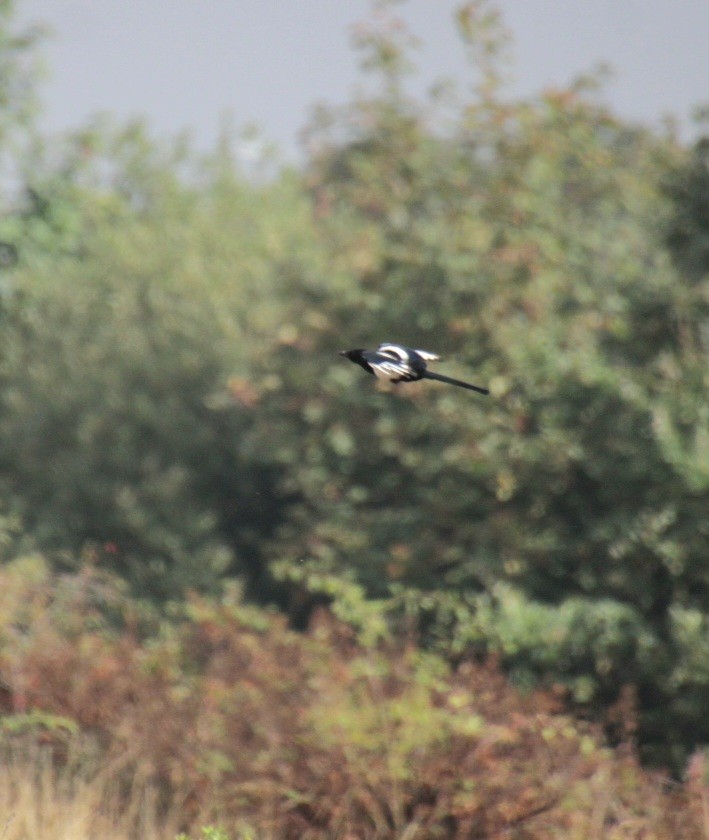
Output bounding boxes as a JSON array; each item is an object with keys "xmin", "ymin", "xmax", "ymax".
[
  {"xmin": 367, "ymin": 357, "xmax": 414, "ymax": 381},
  {"xmin": 377, "ymin": 343, "xmax": 410, "ymax": 361},
  {"xmin": 377, "ymin": 343, "xmax": 440, "ymax": 362},
  {"xmin": 414, "ymin": 349, "xmax": 440, "ymax": 361}
]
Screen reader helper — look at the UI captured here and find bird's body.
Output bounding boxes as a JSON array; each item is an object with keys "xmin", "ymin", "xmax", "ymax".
[{"xmin": 339, "ymin": 343, "xmax": 489, "ymax": 395}]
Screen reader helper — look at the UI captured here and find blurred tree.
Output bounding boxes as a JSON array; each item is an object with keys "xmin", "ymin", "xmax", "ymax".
[
  {"xmin": 0, "ymin": 121, "xmax": 318, "ymax": 601},
  {"xmin": 0, "ymin": 0, "xmax": 45, "ymax": 272},
  {"xmin": 0, "ymin": 0, "xmax": 43, "ymax": 148},
  {"xmin": 254, "ymin": 1, "xmax": 708, "ymax": 765}
]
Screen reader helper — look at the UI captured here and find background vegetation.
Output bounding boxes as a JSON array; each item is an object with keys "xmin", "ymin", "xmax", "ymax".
[{"xmin": 0, "ymin": 0, "xmax": 706, "ymax": 836}]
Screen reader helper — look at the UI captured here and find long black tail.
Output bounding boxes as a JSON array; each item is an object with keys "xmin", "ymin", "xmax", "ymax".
[{"xmin": 422, "ymin": 370, "xmax": 489, "ymax": 395}]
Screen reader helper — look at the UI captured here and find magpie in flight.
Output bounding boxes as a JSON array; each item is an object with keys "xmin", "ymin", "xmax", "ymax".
[{"xmin": 339, "ymin": 343, "xmax": 489, "ymax": 395}]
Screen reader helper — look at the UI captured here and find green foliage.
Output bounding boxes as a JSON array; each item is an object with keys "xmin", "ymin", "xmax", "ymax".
[
  {"xmin": 0, "ymin": 0, "xmax": 43, "ymax": 149},
  {"xmin": 0, "ymin": 122, "xmax": 321, "ymax": 601},
  {"xmin": 0, "ymin": 0, "xmax": 706, "ymax": 772},
  {"xmin": 664, "ymin": 135, "xmax": 709, "ymax": 286},
  {"xmin": 250, "ymin": 11, "xmax": 707, "ymax": 766},
  {"xmin": 0, "ymin": 709, "xmax": 78, "ymax": 739},
  {"xmin": 176, "ymin": 828, "xmax": 232, "ymax": 840}
]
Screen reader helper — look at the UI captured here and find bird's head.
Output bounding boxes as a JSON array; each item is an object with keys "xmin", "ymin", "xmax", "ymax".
[{"xmin": 339, "ymin": 349, "xmax": 366, "ymax": 362}]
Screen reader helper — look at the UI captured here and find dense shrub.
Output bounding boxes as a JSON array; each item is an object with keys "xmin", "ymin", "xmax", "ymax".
[{"xmin": 1, "ymin": 560, "xmax": 706, "ymax": 839}]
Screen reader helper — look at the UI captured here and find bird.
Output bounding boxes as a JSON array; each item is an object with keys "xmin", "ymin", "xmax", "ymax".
[{"xmin": 339, "ymin": 343, "xmax": 489, "ymax": 395}]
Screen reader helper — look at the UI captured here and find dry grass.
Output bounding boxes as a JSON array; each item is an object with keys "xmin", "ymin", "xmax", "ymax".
[{"xmin": 0, "ymin": 742, "xmax": 180, "ymax": 840}]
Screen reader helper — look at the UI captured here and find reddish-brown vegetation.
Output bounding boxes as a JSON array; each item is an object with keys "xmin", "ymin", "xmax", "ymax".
[{"xmin": 0, "ymin": 559, "xmax": 706, "ymax": 839}]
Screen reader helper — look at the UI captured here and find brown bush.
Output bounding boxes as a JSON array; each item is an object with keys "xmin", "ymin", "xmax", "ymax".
[{"xmin": 0, "ymin": 560, "xmax": 706, "ymax": 839}]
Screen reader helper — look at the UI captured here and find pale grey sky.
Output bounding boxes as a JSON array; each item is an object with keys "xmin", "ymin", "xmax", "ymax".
[{"xmin": 18, "ymin": 1, "xmax": 709, "ymax": 159}]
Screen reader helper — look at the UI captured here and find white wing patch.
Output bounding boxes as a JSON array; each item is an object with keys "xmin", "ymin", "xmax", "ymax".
[
  {"xmin": 414, "ymin": 349, "xmax": 440, "ymax": 361},
  {"xmin": 377, "ymin": 343, "xmax": 409, "ymax": 361},
  {"xmin": 369, "ymin": 360, "xmax": 412, "ymax": 381},
  {"xmin": 377, "ymin": 343, "xmax": 440, "ymax": 362}
]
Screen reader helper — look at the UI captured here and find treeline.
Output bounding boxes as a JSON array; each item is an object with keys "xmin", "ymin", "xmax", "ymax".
[{"xmin": 0, "ymin": 0, "xmax": 707, "ymax": 776}]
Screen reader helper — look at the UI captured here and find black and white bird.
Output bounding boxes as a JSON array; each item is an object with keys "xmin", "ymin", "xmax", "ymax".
[{"xmin": 339, "ymin": 343, "xmax": 489, "ymax": 395}]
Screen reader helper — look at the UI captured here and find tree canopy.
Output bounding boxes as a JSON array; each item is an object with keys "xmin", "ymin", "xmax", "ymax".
[{"xmin": 0, "ymin": 0, "xmax": 706, "ymax": 770}]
